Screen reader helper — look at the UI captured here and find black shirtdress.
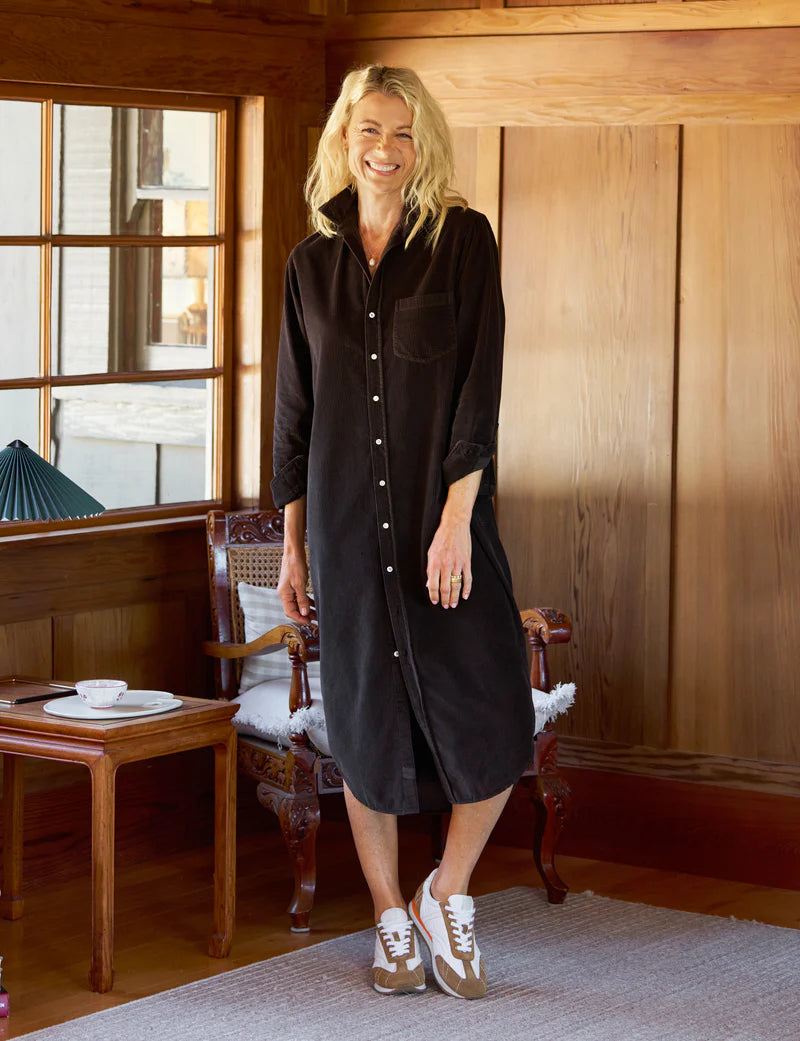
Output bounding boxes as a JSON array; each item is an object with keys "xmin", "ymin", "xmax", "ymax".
[{"xmin": 271, "ymin": 188, "xmax": 534, "ymax": 815}]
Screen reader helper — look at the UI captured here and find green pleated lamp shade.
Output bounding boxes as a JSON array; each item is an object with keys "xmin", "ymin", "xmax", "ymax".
[{"xmin": 0, "ymin": 441, "xmax": 105, "ymax": 521}]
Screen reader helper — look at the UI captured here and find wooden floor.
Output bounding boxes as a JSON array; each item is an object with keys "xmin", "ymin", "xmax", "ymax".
[{"xmin": 1, "ymin": 818, "xmax": 799, "ymax": 1038}]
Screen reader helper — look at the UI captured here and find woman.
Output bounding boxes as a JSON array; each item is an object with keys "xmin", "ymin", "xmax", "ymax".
[{"xmin": 274, "ymin": 65, "xmax": 533, "ymax": 999}]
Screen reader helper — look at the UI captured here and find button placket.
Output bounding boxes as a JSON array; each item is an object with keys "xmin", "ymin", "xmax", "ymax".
[{"xmin": 364, "ymin": 287, "xmax": 406, "ymax": 662}]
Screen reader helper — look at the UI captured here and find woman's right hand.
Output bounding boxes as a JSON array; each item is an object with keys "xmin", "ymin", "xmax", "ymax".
[{"xmin": 277, "ymin": 548, "xmax": 314, "ymax": 624}]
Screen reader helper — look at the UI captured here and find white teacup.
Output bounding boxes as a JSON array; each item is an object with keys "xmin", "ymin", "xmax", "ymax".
[{"xmin": 76, "ymin": 679, "xmax": 128, "ymax": 709}]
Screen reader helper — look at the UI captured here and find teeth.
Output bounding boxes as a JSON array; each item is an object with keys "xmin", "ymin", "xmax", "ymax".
[{"xmin": 368, "ymin": 161, "xmax": 399, "ymax": 172}]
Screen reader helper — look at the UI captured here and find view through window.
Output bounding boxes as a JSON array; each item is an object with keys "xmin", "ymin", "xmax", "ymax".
[{"xmin": 0, "ymin": 91, "xmax": 231, "ymax": 517}]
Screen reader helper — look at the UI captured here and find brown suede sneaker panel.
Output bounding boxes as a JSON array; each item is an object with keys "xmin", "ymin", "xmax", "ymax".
[
  {"xmin": 434, "ymin": 954, "xmax": 488, "ymax": 999},
  {"xmin": 372, "ymin": 963, "xmax": 426, "ymax": 994}
]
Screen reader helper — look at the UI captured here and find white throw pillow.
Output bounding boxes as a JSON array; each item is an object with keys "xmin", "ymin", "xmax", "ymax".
[
  {"xmin": 237, "ymin": 582, "xmax": 321, "ymax": 693},
  {"xmin": 532, "ymin": 682, "xmax": 576, "ymax": 734},
  {"xmin": 233, "ymin": 675, "xmax": 330, "ymax": 756}
]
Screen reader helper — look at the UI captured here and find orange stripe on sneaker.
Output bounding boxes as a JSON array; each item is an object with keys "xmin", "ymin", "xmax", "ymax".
[{"xmin": 412, "ymin": 899, "xmax": 432, "ymax": 941}]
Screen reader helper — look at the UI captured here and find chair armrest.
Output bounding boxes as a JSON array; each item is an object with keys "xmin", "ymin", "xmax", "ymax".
[
  {"xmin": 203, "ymin": 621, "xmax": 320, "ymax": 663},
  {"xmin": 520, "ymin": 608, "xmax": 571, "ymax": 646},
  {"xmin": 520, "ymin": 608, "xmax": 572, "ymax": 694}
]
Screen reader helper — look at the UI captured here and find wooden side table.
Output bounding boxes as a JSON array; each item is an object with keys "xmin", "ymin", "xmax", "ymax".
[{"xmin": 0, "ymin": 695, "xmax": 237, "ymax": 993}]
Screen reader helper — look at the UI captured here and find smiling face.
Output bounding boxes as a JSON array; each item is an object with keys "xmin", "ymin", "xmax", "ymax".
[{"xmin": 343, "ymin": 92, "xmax": 416, "ymax": 201}]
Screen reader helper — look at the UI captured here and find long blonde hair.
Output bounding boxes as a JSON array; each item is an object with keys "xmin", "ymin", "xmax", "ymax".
[{"xmin": 305, "ymin": 65, "xmax": 467, "ymax": 250}]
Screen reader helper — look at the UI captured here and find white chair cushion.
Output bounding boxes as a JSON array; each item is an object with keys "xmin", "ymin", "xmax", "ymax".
[
  {"xmin": 233, "ymin": 675, "xmax": 331, "ymax": 756},
  {"xmin": 532, "ymin": 682, "xmax": 576, "ymax": 734},
  {"xmin": 237, "ymin": 581, "xmax": 321, "ymax": 693}
]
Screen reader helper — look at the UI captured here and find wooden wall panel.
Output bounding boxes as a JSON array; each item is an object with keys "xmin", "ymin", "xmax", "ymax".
[
  {"xmin": 0, "ymin": 4, "xmax": 323, "ymax": 97},
  {"xmin": 0, "ymin": 619, "xmax": 52, "ymax": 678},
  {"xmin": 499, "ymin": 125, "xmax": 678, "ymax": 748},
  {"xmin": 672, "ymin": 124, "xmax": 800, "ymax": 764},
  {"xmin": 53, "ymin": 600, "xmax": 203, "ymax": 693},
  {"xmin": 348, "ymin": 0, "xmax": 477, "ymax": 11},
  {"xmin": 327, "ymin": 28, "xmax": 800, "ymax": 127}
]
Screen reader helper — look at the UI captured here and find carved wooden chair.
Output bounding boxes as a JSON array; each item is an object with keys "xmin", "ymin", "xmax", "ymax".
[{"xmin": 204, "ymin": 508, "xmax": 574, "ymax": 929}]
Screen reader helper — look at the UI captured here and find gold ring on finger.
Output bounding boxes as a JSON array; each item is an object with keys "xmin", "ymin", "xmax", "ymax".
[{"xmin": 450, "ymin": 573, "xmax": 463, "ymax": 584}]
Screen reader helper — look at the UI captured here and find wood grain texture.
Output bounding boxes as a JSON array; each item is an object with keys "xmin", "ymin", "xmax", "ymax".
[
  {"xmin": 672, "ymin": 125, "xmax": 800, "ymax": 764},
  {"xmin": 53, "ymin": 599, "xmax": 202, "ymax": 695},
  {"xmin": 498, "ymin": 766, "xmax": 800, "ymax": 891},
  {"xmin": 498, "ymin": 126, "xmax": 678, "ymax": 748},
  {"xmin": 436, "ymin": 94, "xmax": 800, "ymax": 128},
  {"xmin": 0, "ymin": 0, "xmax": 322, "ymax": 34},
  {"xmin": 348, "ymin": 0, "xmax": 477, "ymax": 10},
  {"xmin": 327, "ymin": 28, "xmax": 800, "ymax": 114},
  {"xmin": 261, "ymin": 97, "xmax": 326, "ymax": 507},
  {"xmin": 326, "ymin": 1, "xmax": 800, "ymax": 39},
  {"xmin": 0, "ymin": 12, "xmax": 323, "ymax": 97},
  {"xmin": 0, "ymin": 619, "xmax": 52, "ymax": 677},
  {"xmin": 558, "ymin": 736, "xmax": 800, "ymax": 799}
]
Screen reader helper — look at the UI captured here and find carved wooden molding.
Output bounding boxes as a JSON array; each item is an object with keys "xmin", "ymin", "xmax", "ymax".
[{"xmin": 226, "ymin": 510, "xmax": 285, "ymax": 545}]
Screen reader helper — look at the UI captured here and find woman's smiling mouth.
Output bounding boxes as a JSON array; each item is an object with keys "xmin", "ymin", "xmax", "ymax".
[{"xmin": 366, "ymin": 160, "xmax": 400, "ymax": 174}]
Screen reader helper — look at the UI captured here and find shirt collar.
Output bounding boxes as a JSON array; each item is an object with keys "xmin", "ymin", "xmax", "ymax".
[{"xmin": 319, "ymin": 187, "xmax": 416, "ymax": 244}]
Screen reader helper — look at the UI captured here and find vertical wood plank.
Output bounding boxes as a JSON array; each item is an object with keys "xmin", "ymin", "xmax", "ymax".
[
  {"xmin": 0, "ymin": 618, "xmax": 53, "ymax": 677},
  {"xmin": 499, "ymin": 125, "xmax": 678, "ymax": 748},
  {"xmin": 261, "ymin": 97, "xmax": 324, "ymax": 507},
  {"xmin": 54, "ymin": 601, "xmax": 191, "ymax": 693},
  {"xmin": 234, "ymin": 97, "xmax": 266, "ymax": 509},
  {"xmin": 672, "ymin": 124, "xmax": 800, "ymax": 764}
]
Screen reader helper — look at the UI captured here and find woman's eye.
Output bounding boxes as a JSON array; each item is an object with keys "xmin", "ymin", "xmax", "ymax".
[{"xmin": 398, "ymin": 133, "xmax": 412, "ymax": 140}]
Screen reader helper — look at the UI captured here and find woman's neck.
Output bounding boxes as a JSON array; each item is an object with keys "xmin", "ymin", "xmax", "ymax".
[{"xmin": 357, "ymin": 190, "xmax": 404, "ymax": 239}]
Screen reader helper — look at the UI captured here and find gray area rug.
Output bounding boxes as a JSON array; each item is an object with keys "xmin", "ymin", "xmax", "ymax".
[{"xmin": 21, "ymin": 888, "xmax": 800, "ymax": 1041}]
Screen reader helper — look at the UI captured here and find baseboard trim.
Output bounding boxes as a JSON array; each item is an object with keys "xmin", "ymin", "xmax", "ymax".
[
  {"xmin": 559, "ymin": 736, "xmax": 800, "ymax": 799},
  {"xmin": 494, "ymin": 762, "xmax": 800, "ymax": 891}
]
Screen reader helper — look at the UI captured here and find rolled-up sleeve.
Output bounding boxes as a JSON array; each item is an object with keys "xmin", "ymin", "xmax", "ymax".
[
  {"xmin": 271, "ymin": 257, "xmax": 314, "ymax": 509},
  {"xmin": 442, "ymin": 213, "xmax": 504, "ymax": 494}
]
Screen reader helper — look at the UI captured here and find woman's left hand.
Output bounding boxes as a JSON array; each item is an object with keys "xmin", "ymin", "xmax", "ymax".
[{"xmin": 426, "ymin": 516, "xmax": 472, "ymax": 609}]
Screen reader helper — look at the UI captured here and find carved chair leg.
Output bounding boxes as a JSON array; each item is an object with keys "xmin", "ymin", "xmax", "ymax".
[
  {"xmin": 529, "ymin": 774, "xmax": 571, "ymax": 904},
  {"xmin": 257, "ymin": 785, "xmax": 321, "ymax": 932}
]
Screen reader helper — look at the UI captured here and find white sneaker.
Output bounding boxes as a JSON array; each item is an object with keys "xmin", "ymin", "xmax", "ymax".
[
  {"xmin": 372, "ymin": 907, "xmax": 426, "ymax": 994},
  {"xmin": 409, "ymin": 869, "xmax": 487, "ymax": 999}
]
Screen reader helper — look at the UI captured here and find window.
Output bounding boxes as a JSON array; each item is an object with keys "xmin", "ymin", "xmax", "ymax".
[{"xmin": 0, "ymin": 87, "xmax": 233, "ymax": 525}]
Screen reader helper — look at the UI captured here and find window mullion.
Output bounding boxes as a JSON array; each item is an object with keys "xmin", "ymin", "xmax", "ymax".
[{"xmin": 40, "ymin": 98, "xmax": 53, "ymax": 461}]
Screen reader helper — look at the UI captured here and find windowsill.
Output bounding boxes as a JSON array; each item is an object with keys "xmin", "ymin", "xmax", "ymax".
[{"xmin": 0, "ymin": 510, "xmax": 214, "ymax": 546}]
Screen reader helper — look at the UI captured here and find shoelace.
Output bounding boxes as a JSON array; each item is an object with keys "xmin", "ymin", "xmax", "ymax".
[
  {"xmin": 379, "ymin": 919, "xmax": 413, "ymax": 958},
  {"xmin": 444, "ymin": 903, "xmax": 475, "ymax": 955}
]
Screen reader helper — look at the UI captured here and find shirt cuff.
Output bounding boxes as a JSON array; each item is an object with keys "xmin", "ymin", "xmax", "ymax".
[
  {"xmin": 270, "ymin": 454, "xmax": 308, "ymax": 509},
  {"xmin": 442, "ymin": 439, "xmax": 496, "ymax": 490}
]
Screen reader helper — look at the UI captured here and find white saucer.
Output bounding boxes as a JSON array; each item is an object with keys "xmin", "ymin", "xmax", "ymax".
[{"xmin": 43, "ymin": 690, "xmax": 182, "ymax": 720}]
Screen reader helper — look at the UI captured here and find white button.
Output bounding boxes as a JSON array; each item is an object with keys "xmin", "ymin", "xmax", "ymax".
[
  {"xmin": 373, "ymin": 395, "xmax": 379, "ymax": 402},
  {"xmin": 386, "ymin": 566, "xmax": 393, "ymax": 573},
  {"xmin": 383, "ymin": 522, "xmax": 389, "ymax": 529},
  {"xmin": 371, "ymin": 353, "xmax": 377, "ymax": 360},
  {"xmin": 379, "ymin": 480, "xmax": 386, "ymax": 487},
  {"xmin": 393, "ymin": 651, "xmax": 400, "ymax": 658},
  {"xmin": 375, "ymin": 438, "xmax": 382, "ymax": 445},
  {"xmin": 369, "ymin": 311, "xmax": 376, "ymax": 318}
]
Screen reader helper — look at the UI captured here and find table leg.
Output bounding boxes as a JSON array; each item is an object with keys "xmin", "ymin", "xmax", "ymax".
[
  {"xmin": 1, "ymin": 755, "xmax": 24, "ymax": 920},
  {"xmin": 89, "ymin": 757, "xmax": 116, "ymax": 993},
  {"xmin": 208, "ymin": 730, "xmax": 236, "ymax": 958}
]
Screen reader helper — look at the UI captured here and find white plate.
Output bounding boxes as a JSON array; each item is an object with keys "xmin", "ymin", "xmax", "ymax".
[{"xmin": 43, "ymin": 690, "xmax": 182, "ymax": 720}]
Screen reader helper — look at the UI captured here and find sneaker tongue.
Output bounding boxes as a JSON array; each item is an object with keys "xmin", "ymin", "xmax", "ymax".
[
  {"xmin": 447, "ymin": 894, "xmax": 474, "ymax": 913},
  {"xmin": 380, "ymin": 907, "xmax": 410, "ymax": 926}
]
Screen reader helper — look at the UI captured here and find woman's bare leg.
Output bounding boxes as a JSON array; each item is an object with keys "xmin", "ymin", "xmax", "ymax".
[
  {"xmin": 430, "ymin": 785, "xmax": 514, "ymax": 900},
  {"xmin": 343, "ymin": 781, "xmax": 405, "ymax": 921}
]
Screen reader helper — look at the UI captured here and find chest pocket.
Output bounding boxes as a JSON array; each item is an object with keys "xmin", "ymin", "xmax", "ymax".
[{"xmin": 393, "ymin": 292, "xmax": 457, "ymax": 363}]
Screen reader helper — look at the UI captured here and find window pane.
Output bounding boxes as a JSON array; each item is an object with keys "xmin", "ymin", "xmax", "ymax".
[
  {"xmin": 0, "ymin": 100, "xmax": 41, "ymax": 235},
  {"xmin": 53, "ymin": 105, "xmax": 215, "ymax": 235},
  {"xmin": 0, "ymin": 247, "xmax": 40, "ymax": 379},
  {"xmin": 0, "ymin": 389, "xmax": 39, "ymax": 449},
  {"xmin": 51, "ymin": 246, "xmax": 214, "ymax": 375},
  {"xmin": 51, "ymin": 380, "xmax": 213, "ymax": 509}
]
